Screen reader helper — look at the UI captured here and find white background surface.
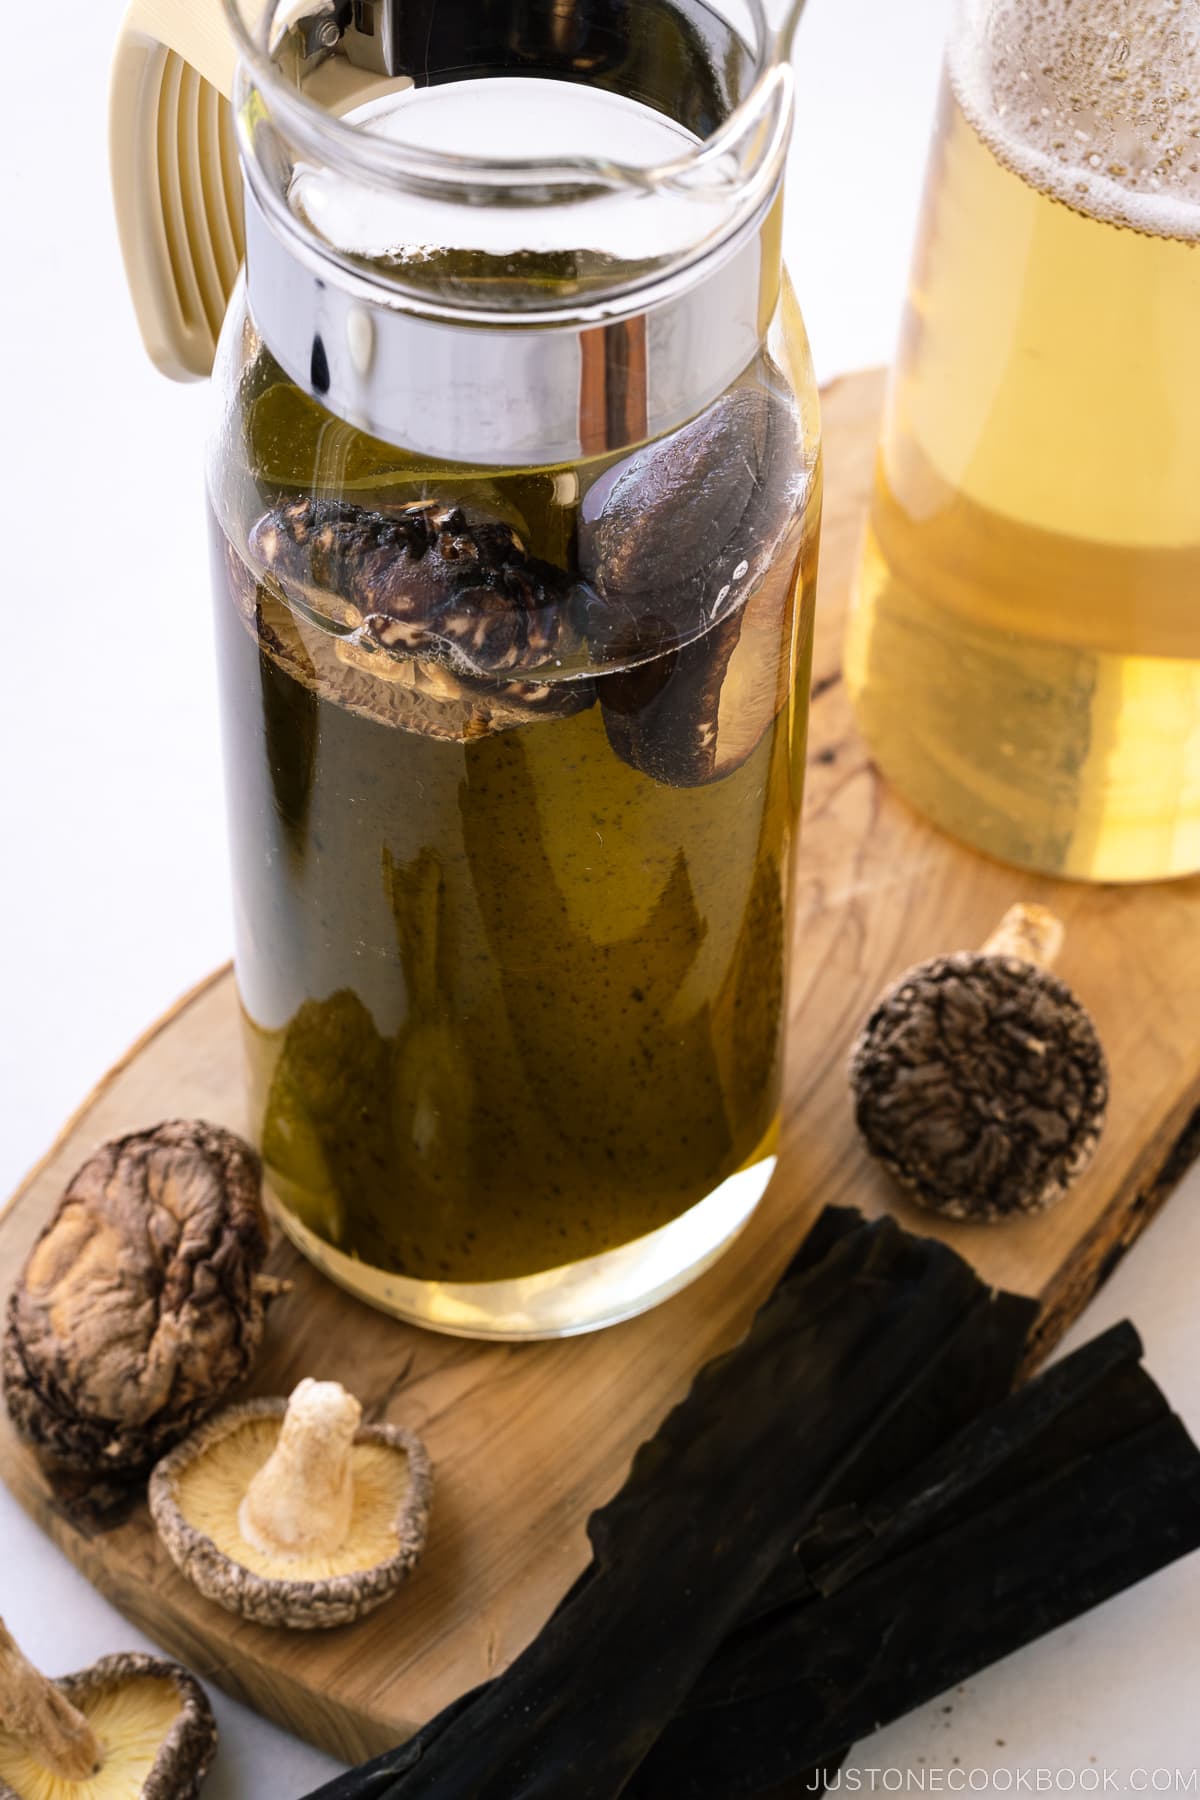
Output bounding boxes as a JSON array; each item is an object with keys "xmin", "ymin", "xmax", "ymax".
[{"xmin": 1, "ymin": 0, "xmax": 1197, "ymax": 1793}]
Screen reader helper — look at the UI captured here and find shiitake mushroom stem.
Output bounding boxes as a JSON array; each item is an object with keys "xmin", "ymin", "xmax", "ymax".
[
  {"xmin": 150, "ymin": 1385, "xmax": 432, "ymax": 1629},
  {"xmin": 0, "ymin": 1618, "xmax": 100, "ymax": 1782},
  {"xmin": 239, "ymin": 1378, "xmax": 361, "ymax": 1558},
  {"xmin": 981, "ymin": 902, "xmax": 1064, "ymax": 969}
]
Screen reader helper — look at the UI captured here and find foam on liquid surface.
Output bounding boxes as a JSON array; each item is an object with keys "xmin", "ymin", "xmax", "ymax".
[{"xmin": 949, "ymin": 0, "xmax": 1200, "ymax": 237}]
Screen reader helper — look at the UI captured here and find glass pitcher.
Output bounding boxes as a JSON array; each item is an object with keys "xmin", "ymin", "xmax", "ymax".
[
  {"xmin": 110, "ymin": 0, "xmax": 821, "ymax": 1338},
  {"xmin": 845, "ymin": 0, "xmax": 1200, "ymax": 883}
]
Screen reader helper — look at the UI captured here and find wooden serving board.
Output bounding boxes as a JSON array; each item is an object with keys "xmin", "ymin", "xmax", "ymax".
[{"xmin": 4, "ymin": 368, "xmax": 1200, "ymax": 1764}]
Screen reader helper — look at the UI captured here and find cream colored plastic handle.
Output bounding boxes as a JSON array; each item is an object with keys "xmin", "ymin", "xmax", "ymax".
[{"xmin": 110, "ymin": 0, "xmax": 242, "ymax": 379}]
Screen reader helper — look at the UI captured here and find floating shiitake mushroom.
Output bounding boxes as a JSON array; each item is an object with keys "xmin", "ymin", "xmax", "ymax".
[
  {"xmin": 2, "ymin": 1122, "xmax": 289, "ymax": 1513},
  {"xmin": 236, "ymin": 502, "xmax": 594, "ymax": 741},
  {"xmin": 580, "ymin": 385, "xmax": 803, "ymax": 787},
  {"xmin": 0, "ymin": 1616, "xmax": 215, "ymax": 1798},
  {"xmin": 249, "ymin": 496, "xmax": 593, "ymax": 709},
  {"xmin": 249, "ymin": 496, "xmax": 582, "ymax": 679},
  {"xmin": 850, "ymin": 904, "xmax": 1108, "ymax": 1222},
  {"xmin": 149, "ymin": 1379, "xmax": 432, "ymax": 1630},
  {"xmin": 594, "ymin": 543, "xmax": 802, "ymax": 788},
  {"xmin": 580, "ymin": 387, "xmax": 798, "ymax": 638}
]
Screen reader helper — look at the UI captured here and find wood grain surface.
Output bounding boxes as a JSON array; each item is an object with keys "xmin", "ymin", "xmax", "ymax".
[{"xmin": 3, "ymin": 367, "xmax": 1199, "ymax": 1762}]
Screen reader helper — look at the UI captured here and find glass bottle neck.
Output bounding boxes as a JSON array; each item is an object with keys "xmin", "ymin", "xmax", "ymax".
[
  {"xmin": 241, "ymin": 165, "xmax": 785, "ymax": 465},
  {"xmin": 228, "ymin": 0, "xmax": 795, "ymax": 460}
]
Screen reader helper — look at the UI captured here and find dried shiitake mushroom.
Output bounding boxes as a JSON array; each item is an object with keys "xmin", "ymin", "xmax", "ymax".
[
  {"xmin": 228, "ymin": 542, "xmax": 553, "ymax": 749},
  {"xmin": 580, "ymin": 386, "xmax": 799, "ymax": 635},
  {"xmin": 3, "ymin": 1122, "xmax": 288, "ymax": 1495},
  {"xmin": 581, "ymin": 385, "xmax": 803, "ymax": 786},
  {"xmin": 850, "ymin": 904, "xmax": 1108, "ymax": 1222},
  {"xmin": 0, "ymin": 1617, "xmax": 216, "ymax": 1798},
  {"xmin": 150, "ymin": 1378, "xmax": 432, "ymax": 1630},
  {"xmin": 595, "ymin": 542, "xmax": 803, "ymax": 787},
  {"xmin": 236, "ymin": 502, "xmax": 593, "ymax": 741},
  {"xmin": 249, "ymin": 496, "xmax": 585, "ymax": 680}
]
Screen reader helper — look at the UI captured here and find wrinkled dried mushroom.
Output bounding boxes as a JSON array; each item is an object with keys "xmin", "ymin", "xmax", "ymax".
[
  {"xmin": 581, "ymin": 386, "xmax": 803, "ymax": 787},
  {"xmin": 225, "ymin": 538, "xmax": 589, "ymax": 748},
  {"xmin": 596, "ymin": 542, "xmax": 802, "ymax": 787},
  {"xmin": 249, "ymin": 497, "xmax": 585, "ymax": 680},
  {"xmin": 2, "ymin": 1121, "xmax": 288, "ymax": 1494},
  {"xmin": 149, "ymin": 1378, "xmax": 432, "ymax": 1630},
  {"xmin": 850, "ymin": 904, "xmax": 1108, "ymax": 1222},
  {"xmin": 579, "ymin": 386, "xmax": 799, "ymax": 637},
  {"xmin": 237, "ymin": 392, "xmax": 805, "ymax": 779},
  {"xmin": 0, "ymin": 1618, "xmax": 215, "ymax": 1798}
]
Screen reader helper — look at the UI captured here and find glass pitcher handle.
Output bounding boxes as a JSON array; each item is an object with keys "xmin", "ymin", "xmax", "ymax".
[
  {"xmin": 110, "ymin": 0, "xmax": 813, "ymax": 384},
  {"xmin": 110, "ymin": 0, "xmax": 242, "ymax": 378}
]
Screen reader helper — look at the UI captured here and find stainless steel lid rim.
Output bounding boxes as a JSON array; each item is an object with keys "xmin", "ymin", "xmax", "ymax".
[{"xmin": 240, "ymin": 155, "xmax": 787, "ymax": 462}]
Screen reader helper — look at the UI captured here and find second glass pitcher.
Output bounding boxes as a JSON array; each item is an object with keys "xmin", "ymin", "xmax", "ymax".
[{"xmin": 846, "ymin": 0, "xmax": 1200, "ymax": 882}]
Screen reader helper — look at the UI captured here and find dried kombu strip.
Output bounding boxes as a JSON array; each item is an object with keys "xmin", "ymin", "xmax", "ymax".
[
  {"xmin": 305, "ymin": 1213, "xmax": 1022, "ymax": 1800},
  {"xmin": 674, "ymin": 1318, "xmax": 1160, "ymax": 1701},
  {"xmin": 543, "ymin": 1210, "xmax": 1034, "ymax": 1643},
  {"xmin": 791, "ymin": 1318, "xmax": 1160, "ymax": 1600},
  {"xmin": 740, "ymin": 1277, "xmax": 1038, "ymax": 1629},
  {"xmin": 630, "ymin": 1356, "xmax": 1200, "ymax": 1797},
  {"xmin": 629, "ymin": 1324, "xmax": 1191, "ymax": 1793},
  {"xmin": 307, "ymin": 1216, "xmax": 1200, "ymax": 1800},
  {"xmin": 261, "ymin": 989, "xmax": 394, "ymax": 1252},
  {"xmin": 377, "ymin": 1223, "xmax": 985, "ymax": 1800}
]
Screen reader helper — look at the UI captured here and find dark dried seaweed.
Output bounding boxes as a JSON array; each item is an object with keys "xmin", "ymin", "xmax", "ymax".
[
  {"xmin": 632, "ymin": 1411, "xmax": 1200, "ymax": 1796},
  {"xmin": 304, "ymin": 1214, "xmax": 1200, "ymax": 1800},
  {"xmin": 788, "ymin": 1318, "xmax": 1160, "ymax": 1603},
  {"xmin": 738, "ymin": 1314, "xmax": 1151, "ymax": 1633},
  {"xmin": 373, "ymin": 1221, "xmax": 987, "ymax": 1800},
  {"xmin": 552, "ymin": 1206, "xmax": 1034, "ymax": 1637},
  {"xmin": 657, "ymin": 1319, "xmax": 1171, "ymax": 1717},
  {"xmin": 305, "ymin": 1213, "xmax": 1022, "ymax": 1800}
]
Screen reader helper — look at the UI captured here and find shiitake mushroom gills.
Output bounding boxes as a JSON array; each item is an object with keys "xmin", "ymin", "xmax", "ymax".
[
  {"xmin": 149, "ymin": 1379, "xmax": 432, "ymax": 1631},
  {"xmin": 0, "ymin": 1620, "xmax": 216, "ymax": 1799},
  {"xmin": 306, "ymin": 1209, "xmax": 1200, "ymax": 1800}
]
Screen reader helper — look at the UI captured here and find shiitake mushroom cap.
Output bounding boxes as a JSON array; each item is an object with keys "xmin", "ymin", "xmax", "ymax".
[
  {"xmin": 850, "ymin": 950, "xmax": 1108, "ymax": 1222},
  {"xmin": 0, "ymin": 1651, "xmax": 216, "ymax": 1800},
  {"xmin": 582, "ymin": 384, "xmax": 806, "ymax": 789},
  {"xmin": 149, "ymin": 1399, "xmax": 432, "ymax": 1631},
  {"xmin": 2, "ymin": 1121, "xmax": 287, "ymax": 1487}
]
